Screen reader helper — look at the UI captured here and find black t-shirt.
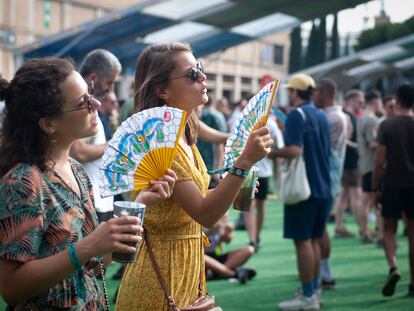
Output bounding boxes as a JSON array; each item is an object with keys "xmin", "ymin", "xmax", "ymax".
[
  {"xmin": 377, "ymin": 115, "xmax": 414, "ymax": 188},
  {"xmin": 344, "ymin": 111, "xmax": 359, "ymax": 170}
]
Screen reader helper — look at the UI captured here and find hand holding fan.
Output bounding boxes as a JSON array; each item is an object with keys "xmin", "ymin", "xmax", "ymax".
[
  {"xmin": 224, "ymin": 80, "xmax": 279, "ymax": 169},
  {"xmin": 99, "ymin": 107, "xmax": 186, "ymax": 198}
]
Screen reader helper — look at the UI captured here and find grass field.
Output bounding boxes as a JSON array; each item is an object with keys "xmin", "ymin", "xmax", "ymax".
[{"xmin": 1, "ymin": 198, "xmax": 412, "ymax": 310}]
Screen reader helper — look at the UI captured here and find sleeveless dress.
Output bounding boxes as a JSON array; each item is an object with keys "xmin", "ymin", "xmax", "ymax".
[{"xmin": 115, "ymin": 144, "xmax": 210, "ymax": 310}]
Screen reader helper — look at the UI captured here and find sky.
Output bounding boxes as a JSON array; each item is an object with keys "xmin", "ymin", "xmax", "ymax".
[{"xmin": 303, "ymin": 0, "xmax": 414, "ymax": 36}]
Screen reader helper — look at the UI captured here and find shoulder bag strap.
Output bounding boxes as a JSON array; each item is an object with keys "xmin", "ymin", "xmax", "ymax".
[
  {"xmin": 296, "ymin": 107, "xmax": 307, "ymax": 122},
  {"xmin": 144, "ymin": 229, "xmax": 178, "ymax": 310},
  {"xmin": 197, "ymin": 227, "xmax": 204, "ymax": 297},
  {"xmin": 144, "ymin": 227, "xmax": 205, "ymax": 309}
]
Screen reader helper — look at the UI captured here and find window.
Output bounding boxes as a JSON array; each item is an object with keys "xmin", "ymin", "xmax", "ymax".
[
  {"xmin": 241, "ymin": 77, "xmax": 251, "ymax": 84},
  {"xmin": 273, "ymin": 44, "xmax": 284, "ymax": 65},
  {"xmin": 223, "ymin": 75, "xmax": 234, "ymax": 83},
  {"xmin": 206, "ymin": 73, "xmax": 216, "ymax": 81}
]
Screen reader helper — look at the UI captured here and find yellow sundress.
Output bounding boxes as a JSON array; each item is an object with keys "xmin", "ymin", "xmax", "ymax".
[{"xmin": 115, "ymin": 144, "xmax": 210, "ymax": 311}]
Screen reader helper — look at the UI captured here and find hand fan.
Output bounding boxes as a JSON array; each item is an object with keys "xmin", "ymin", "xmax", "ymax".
[
  {"xmin": 99, "ymin": 107, "xmax": 186, "ymax": 197},
  {"xmin": 223, "ymin": 80, "xmax": 279, "ymax": 168}
]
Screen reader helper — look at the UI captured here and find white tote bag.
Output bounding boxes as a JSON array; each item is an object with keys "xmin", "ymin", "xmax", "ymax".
[
  {"xmin": 279, "ymin": 155, "xmax": 311, "ymax": 204},
  {"xmin": 279, "ymin": 107, "xmax": 311, "ymax": 204}
]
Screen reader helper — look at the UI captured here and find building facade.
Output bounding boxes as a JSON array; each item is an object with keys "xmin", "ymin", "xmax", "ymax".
[{"xmin": 0, "ymin": 0, "xmax": 289, "ymax": 100}]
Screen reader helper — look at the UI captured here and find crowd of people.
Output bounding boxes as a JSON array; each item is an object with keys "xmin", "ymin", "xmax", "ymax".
[{"xmin": 0, "ymin": 41, "xmax": 413, "ymax": 311}]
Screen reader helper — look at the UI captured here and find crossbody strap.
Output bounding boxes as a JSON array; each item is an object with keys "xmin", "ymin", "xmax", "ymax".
[
  {"xmin": 144, "ymin": 227, "xmax": 204, "ymax": 310},
  {"xmin": 296, "ymin": 107, "xmax": 307, "ymax": 122}
]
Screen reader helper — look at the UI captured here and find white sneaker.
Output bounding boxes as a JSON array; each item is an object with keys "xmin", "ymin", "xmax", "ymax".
[
  {"xmin": 295, "ymin": 288, "xmax": 322, "ymax": 305},
  {"xmin": 278, "ymin": 293, "xmax": 320, "ymax": 311}
]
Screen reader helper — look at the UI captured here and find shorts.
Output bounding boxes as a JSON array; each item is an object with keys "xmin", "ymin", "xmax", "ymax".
[
  {"xmin": 255, "ymin": 177, "xmax": 269, "ymax": 200},
  {"xmin": 284, "ymin": 197, "xmax": 330, "ymax": 240},
  {"xmin": 381, "ymin": 187, "xmax": 414, "ymax": 219},
  {"xmin": 207, "ymin": 252, "xmax": 229, "ymax": 264},
  {"xmin": 342, "ymin": 169, "xmax": 361, "ymax": 188},
  {"xmin": 362, "ymin": 172, "xmax": 373, "ymax": 193}
]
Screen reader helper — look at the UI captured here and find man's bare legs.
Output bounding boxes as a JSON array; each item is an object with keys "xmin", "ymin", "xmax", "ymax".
[
  {"xmin": 243, "ymin": 209, "xmax": 257, "ymax": 247},
  {"xmin": 335, "ymin": 187, "xmax": 349, "ymax": 231},
  {"xmin": 382, "ymin": 217, "xmax": 401, "ymax": 296},
  {"xmin": 256, "ymin": 199, "xmax": 266, "ymax": 244},
  {"xmin": 295, "ymin": 240, "xmax": 317, "ymax": 285},
  {"xmin": 359, "ymin": 192, "xmax": 373, "ymax": 241},
  {"xmin": 349, "ymin": 187, "xmax": 363, "ymax": 231},
  {"xmin": 335, "ymin": 186, "xmax": 362, "ymax": 236},
  {"xmin": 383, "ymin": 218, "xmax": 398, "ymax": 268}
]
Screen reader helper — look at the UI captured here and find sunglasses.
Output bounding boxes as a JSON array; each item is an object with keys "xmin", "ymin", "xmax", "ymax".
[
  {"xmin": 61, "ymin": 82, "xmax": 95, "ymax": 114},
  {"xmin": 170, "ymin": 62, "xmax": 204, "ymax": 83}
]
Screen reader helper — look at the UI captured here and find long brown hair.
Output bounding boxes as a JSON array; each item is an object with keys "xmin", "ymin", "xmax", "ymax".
[
  {"xmin": 134, "ymin": 42, "xmax": 199, "ymax": 144},
  {"xmin": 0, "ymin": 57, "xmax": 74, "ymax": 176}
]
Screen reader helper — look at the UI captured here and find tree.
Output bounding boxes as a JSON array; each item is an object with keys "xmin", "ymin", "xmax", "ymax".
[
  {"xmin": 355, "ymin": 15, "xmax": 414, "ymax": 51},
  {"xmin": 305, "ymin": 21, "xmax": 318, "ymax": 68},
  {"xmin": 344, "ymin": 33, "xmax": 350, "ymax": 56},
  {"xmin": 318, "ymin": 16, "xmax": 327, "ymax": 63},
  {"xmin": 288, "ymin": 26, "xmax": 302, "ymax": 73},
  {"xmin": 330, "ymin": 13, "xmax": 339, "ymax": 59}
]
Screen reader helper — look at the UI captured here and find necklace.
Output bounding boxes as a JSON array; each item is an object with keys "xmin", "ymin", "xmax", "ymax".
[{"xmin": 53, "ymin": 161, "xmax": 75, "ymax": 189}]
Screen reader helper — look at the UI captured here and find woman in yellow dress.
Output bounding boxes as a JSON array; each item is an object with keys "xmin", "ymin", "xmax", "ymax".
[{"xmin": 116, "ymin": 42, "xmax": 273, "ymax": 310}]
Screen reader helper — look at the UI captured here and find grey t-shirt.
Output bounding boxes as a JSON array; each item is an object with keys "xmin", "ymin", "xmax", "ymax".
[
  {"xmin": 357, "ymin": 111, "xmax": 379, "ymax": 175},
  {"xmin": 325, "ymin": 105, "xmax": 348, "ymax": 197}
]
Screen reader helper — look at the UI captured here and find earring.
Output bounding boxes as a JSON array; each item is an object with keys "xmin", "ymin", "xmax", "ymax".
[{"xmin": 48, "ymin": 133, "xmax": 59, "ymax": 143}]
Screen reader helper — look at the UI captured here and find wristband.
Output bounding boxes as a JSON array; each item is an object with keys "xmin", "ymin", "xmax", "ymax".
[
  {"xmin": 228, "ymin": 166, "xmax": 249, "ymax": 178},
  {"xmin": 68, "ymin": 243, "xmax": 83, "ymax": 271},
  {"xmin": 207, "ymin": 166, "xmax": 250, "ymax": 178}
]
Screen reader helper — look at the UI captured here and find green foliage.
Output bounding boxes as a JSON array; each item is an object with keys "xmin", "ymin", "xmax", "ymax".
[
  {"xmin": 305, "ymin": 21, "xmax": 319, "ymax": 68},
  {"xmin": 318, "ymin": 16, "xmax": 327, "ymax": 63},
  {"xmin": 355, "ymin": 15, "xmax": 414, "ymax": 51},
  {"xmin": 288, "ymin": 26, "xmax": 302, "ymax": 73},
  {"xmin": 331, "ymin": 13, "xmax": 340, "ymax": 59}
]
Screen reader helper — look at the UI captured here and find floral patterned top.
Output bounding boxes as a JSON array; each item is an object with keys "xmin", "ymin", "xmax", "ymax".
[{"xmin": 0, "ymin": 159, "xmax": 104, "ymax": 310}]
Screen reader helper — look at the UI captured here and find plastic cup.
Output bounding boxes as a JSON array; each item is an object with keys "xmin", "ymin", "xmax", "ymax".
[
  {"xmin": 111, "ymin": 201, "xmax": 146, "ymax": 263},
  {"xmin": 233, "ymin": 166, "xmax": 260, "ymax": 212}
]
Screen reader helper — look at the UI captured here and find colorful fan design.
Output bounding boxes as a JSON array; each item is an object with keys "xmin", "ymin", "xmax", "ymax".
[
  {"xmin": 224, "ymin": 80, "xmax": 279, "ymax": 168},
  {"xmin": 99, "ymin": 107, "xmax": 186, "ymax": 198}
]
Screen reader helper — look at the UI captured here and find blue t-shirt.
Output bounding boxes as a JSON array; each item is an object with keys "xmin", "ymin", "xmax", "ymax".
[
  {"xmin": 284, "ymin": 102, "xmax": 331, "ymax": 199},
  {"xmin": 98, "ymin": 111, "xmax": 113, "ymax": 141}
]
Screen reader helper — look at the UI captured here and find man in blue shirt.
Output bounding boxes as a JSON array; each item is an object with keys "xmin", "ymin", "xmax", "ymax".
[{"xmin": 270, "ymin": 74, "xmax": 331, "ymax": 311}]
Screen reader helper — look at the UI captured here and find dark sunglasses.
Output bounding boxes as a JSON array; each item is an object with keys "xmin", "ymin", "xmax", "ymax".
[
  {"xmin": 61, "ymin": 82, "xmax": 95, "ymax": 114},
  {"xmin": 170, "ymin": 62, "xmax": 204, "ymax": 83}
]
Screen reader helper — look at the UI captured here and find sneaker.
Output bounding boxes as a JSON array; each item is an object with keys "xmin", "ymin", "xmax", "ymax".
[
  {"xmin": 278, "ymin": 293, "xmax": 320, "ymax": 311},
  {"xmin": 295, "ymin": 288, "xmax": 322, "ymax": 305},
  {"xmin": 408, "ymin": 284, "xmax": 414, "ymax": 297},
  {"xmin": 234, "ymin": 214, "xmax": 246, "ymax": 230},
  {"xmin": 376, "ymin": 239, "xmax": 384, "ymax": 248},
  {"xmin": 235, "ymin": 267, "xmax": 256, "ymax": 284},
  {"xmin": 321, "ymin": 278, "xmax": 336, "ymax": 290},
  {"xmin": 335, "ymin": 227, "xmax": 355, "ymax": 238},
  {"xmin": 249, "ymin": 240, "xmax": 259, "ymax": 253},
  {"xmin": 382, "ymin": 270, "xmax": 401, "ymax": 297},
  {"xmin": 360, "ymin": 235, "xmax": 375, "ymax": 244}
]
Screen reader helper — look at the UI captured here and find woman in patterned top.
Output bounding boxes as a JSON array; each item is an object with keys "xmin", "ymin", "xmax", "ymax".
[
  {"xmin": 0, "ymin": 58, "xmax": 176, "ymax": 310},
  {"xmin": 115, "ymin": 42, "xmax": 273, "ymax": 310}
]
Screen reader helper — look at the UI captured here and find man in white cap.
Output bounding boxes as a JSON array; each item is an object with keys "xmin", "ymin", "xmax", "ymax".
[{"xmin": 270, "ymin": 73, "xmax": 331, "ymax": 311}]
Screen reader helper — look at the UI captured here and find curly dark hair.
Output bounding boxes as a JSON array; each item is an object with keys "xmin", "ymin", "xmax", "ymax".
[
  {"xmin": 134, "ymin": 42, "xmax": 199, "ymax": 145},
  {"xmin": 0, "ymin": 57, "xmax": 74, "ymax": 176}
]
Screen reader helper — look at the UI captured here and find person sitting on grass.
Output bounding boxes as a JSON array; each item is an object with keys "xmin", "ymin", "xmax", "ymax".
[{"xmin": 205, "ymin": 215, "xmax": 256, "ymax": 284}]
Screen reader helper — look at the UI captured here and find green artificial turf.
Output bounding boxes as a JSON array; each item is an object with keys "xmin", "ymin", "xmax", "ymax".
[{"xmin": 1, "ymin": 199, "xmax": 412, "ymax": 310}]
